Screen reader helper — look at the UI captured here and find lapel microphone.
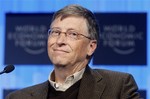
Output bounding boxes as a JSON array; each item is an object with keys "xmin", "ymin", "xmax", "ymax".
[{"xmin": 0, "ymin": 65, "xmax": 15, "ymax": 75}]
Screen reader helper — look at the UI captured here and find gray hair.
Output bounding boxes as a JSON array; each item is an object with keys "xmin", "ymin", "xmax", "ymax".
[{"xmin": 51, "ymin": 4, "xmax": 100, "ymax": 43}]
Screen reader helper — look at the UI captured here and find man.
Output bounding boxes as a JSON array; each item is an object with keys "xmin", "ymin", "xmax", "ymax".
[{"xmin": 6, "ymin": 4, "xmax": 140, "ymax": 99}]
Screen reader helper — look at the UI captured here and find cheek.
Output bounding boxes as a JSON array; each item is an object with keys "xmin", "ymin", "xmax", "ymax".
[
  {"xmin": 47, "ymin": 38, "xmax": 55, "ymax": 53},
  {"xmin": 73, "ymin": 42, "xmax": 89, "ymax": 58},
  {"xmin": 47, "ymin": 38, "xmax": 55, "ymax": 47},
  {"xmin": 47, "ymin": 40, "xmax": 51, "ymax": 51}
]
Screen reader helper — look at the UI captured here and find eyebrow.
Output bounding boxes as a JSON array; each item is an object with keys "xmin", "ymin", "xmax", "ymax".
[
  {"xmin": 51, "ymin": 27, "xmax": 79, "ymax": 32},
  {"xmin": 50, "ymin": 27, "xmax": 61, "ymax": 30}
]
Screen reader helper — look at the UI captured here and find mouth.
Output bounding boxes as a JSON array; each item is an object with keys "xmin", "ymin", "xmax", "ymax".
[{"xmin": 53, "ymin": 49, "xmax": 69, "ymax": 53}]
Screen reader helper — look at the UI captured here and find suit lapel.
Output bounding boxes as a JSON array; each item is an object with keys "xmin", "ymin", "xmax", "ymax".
[{"xmin": 78, "ymin": 66, "xmax": 106, "ymax": 99}]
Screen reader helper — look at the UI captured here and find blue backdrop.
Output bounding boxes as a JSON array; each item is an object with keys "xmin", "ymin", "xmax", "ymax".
[{"xmin": 0, "ymin": 0, "xmax": 149, "ymax": 99}]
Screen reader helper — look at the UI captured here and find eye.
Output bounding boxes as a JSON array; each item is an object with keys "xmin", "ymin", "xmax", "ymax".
[
  {"xmin": 51, "ymin": 30, "xmax": 61, "ymax": 36},
  {"xmin": 68, "ymin": 31, "xmax": 78, "ymax": 38}
]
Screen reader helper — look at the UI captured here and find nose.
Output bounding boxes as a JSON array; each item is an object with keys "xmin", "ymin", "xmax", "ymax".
[{"xmin": 56, "ymin": 33, "xmax": 67, "ymax": 45}]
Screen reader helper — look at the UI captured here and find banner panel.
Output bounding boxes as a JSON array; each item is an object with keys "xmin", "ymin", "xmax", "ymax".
[
  {"xmin": 5, "ymin": 13, "xmax": 53, "ymax": 64},
  {"xmin": 93, "ymin": 13, "xmax": 147, "ymax": 65}
]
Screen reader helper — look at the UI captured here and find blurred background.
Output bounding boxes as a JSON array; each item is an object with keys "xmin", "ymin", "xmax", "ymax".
[{"xmin": 0, "ymin": 0, "xmax": 149, "ymax": 99}]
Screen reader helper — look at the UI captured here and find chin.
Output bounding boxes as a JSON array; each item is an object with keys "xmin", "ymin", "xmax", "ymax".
[
  {"xmin": 52, "ymin": 61, "xmax": 66, "ymax": 66},
  {"xmin": 54, "ymin": 64, "xmax": 66, "ymax": 68}
]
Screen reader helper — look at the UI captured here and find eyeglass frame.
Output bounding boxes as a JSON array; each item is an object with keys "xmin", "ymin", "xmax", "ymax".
[{"xmin": 47, "ymin": 28, "xmax": 92, "ymax": 40}]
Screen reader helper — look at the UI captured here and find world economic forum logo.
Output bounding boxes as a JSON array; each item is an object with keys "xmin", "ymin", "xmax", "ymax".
[
  {"xmin": 5, "ymin": 13, "xmax": 52, "ymax": 64},
  {"xmin": 7, "ymin": 25, "xmax": 48, "ymax": 55},
  {"xmin": 93, "ymin": 13, "xmax": 146, "ymax": 65},
  {"xmin": 100, "ymin": 24, "xmax": 143, "ymax": 55}
]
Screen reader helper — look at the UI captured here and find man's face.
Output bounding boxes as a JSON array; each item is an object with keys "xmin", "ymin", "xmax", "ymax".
[{"xmin": 47, "ymin": 16, "xmax": 96, "ymax": 67}]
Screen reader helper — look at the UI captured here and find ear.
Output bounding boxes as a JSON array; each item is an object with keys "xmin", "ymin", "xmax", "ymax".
[{"xmin": 87, "ymin": 40, "xmax": 97, "ymax": 56}]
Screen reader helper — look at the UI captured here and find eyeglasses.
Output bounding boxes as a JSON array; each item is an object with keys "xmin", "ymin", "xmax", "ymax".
[{"xmin": 48, "ymin": 28, "xmax": 91, "ymax": 40}]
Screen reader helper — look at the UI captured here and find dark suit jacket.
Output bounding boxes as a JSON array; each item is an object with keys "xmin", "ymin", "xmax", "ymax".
[{"xmin": 6, "ymin": 66, "xmax": 140, "ymax": 99}]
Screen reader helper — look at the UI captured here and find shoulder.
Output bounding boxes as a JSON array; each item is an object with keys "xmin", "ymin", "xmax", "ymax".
[
  {"xmin": 90, "ymin": 68, "xmax": 137, "ymax": 85},
  {"xmin": 93, "ymin": 68, "xmax": 133, "ymax": 78},
  {"xmin": 6, "ymin": 81, "xmax": 49, "ymax": 99},
  {"xmin": 84, "ymin": 66, "xmax": 136, "ymax": 85},
  {"xmin": 85, "ymin": 66, "xmax": 134, "ymax": 81},
  {"xmin": 84, "ymin": 67, "xmax": 140, "ymax": 98},
  {"xmin": 16, "ymin": 80, "xmax": 49, "ymax": 92}
]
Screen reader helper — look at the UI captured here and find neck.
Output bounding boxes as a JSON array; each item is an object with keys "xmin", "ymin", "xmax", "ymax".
[{"xmin": 54, "ymin": 61, "xmax": 87, "ymax": 84}]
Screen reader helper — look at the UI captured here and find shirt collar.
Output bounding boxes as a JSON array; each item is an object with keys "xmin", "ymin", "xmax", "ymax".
[{"xmin": 48, "ymin": 68, "xmax": 85, "ymax": 91}]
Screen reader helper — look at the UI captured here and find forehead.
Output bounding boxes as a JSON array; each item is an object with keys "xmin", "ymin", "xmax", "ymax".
[{"xmin": 51, "ymin": 16, "xmax": 88, "ymax": 32}]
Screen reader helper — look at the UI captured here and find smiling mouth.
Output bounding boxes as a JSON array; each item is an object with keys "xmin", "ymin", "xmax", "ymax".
[{"xmin": 54, "ymin": 49, "xmax": 69, "ymax": 53}]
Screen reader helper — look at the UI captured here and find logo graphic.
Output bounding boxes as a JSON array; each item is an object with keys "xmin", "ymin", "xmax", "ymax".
[
  {"xmin": 7, "ymin": 25, "xmax": 47, "ymax": 55},
  {"xmin": 100, "ymin": 24, "xmax": 143, "ymax": 55},
  {"xmin": 5, "ymin": 13, "xmax": 53, "ymax": 64},
  {"xmin": 93, "ymin": 13, "xmax": 147, "ymax": 65}
]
